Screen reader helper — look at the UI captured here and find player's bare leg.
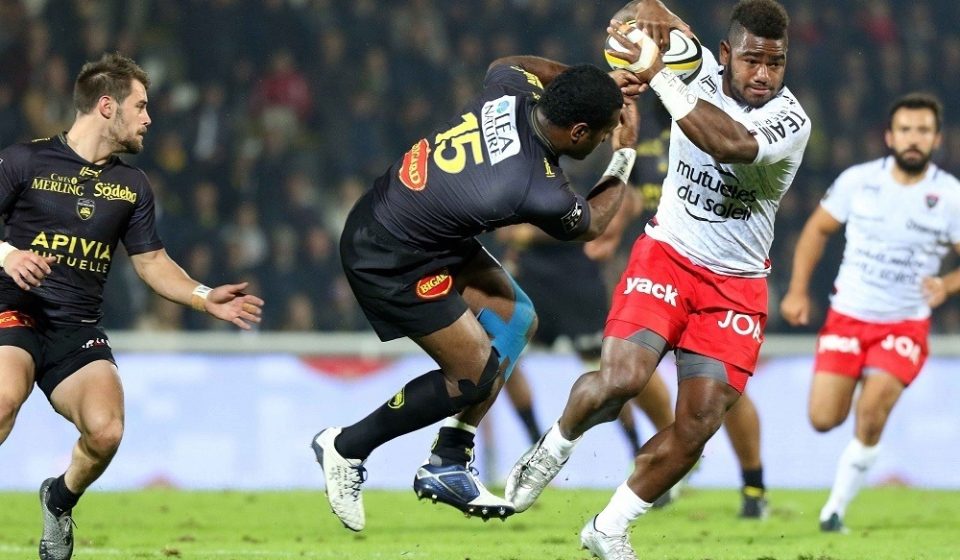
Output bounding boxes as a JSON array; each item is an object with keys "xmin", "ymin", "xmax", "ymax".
[
  {"xmin": 630, "ymin": 373, "xmax": 680, "ymax": 507},
  {"xmin": 0, "ymin": 346, "xmax": 35, "ymax": 444},
  {"xmin": 504, "ymin": 366, "xmax": 542, "ymax": 443},
  {"xmin": 507, "ymin": 337, "xmax": 659, "ymax": 512},
  {"xmin": 820, "ymin": 371, "xmax": 903, "ymax": 532},
  {"xmin": 41, "ymin": 360, "xmax": 124, "ymax": 560},
  {"xmin": 724, "ymin": 392, "xmax": 767, "ymax": 518},
  {"xmin": 623, "ymin": 377, "xmax": 739, "ymax": 503},
  {"xmin": 414, "ymin": 252, "xmax": 533, "ymax": 520},
  {"xmin": 632, "ymin": 372, "xmax": 673, "ymax": 431},
  {"xmin": 808, "ymin": 372, "xmax": 858, "ymax": 433}
]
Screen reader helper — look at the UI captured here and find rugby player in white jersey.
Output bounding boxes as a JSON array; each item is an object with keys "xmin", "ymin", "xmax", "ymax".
[
  {"xmin": 504, "ymin": 1, "xmax": 810, "ymax": 558},
  {"xmin": 780, "ymin": 93, "xmax": 960, "ymax": 534}
]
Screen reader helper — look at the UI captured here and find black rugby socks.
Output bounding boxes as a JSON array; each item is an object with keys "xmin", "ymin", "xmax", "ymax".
[
  {"xmin": 47, "ymin": 474, "xmax": 82, "ymax": 516},
  {"xmin": 335, "ymin": 369, "xmax": 459, "ymax": 461}
]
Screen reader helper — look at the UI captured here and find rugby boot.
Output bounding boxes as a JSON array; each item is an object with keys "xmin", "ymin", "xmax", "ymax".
[
  {"xmin": 579, "ymin": 516, "xmax": 638, "ymax": 560},
  {"xmin": 739, "ymin": 485, "xmax": 769, "ymax": 519},
  {"xmin": 505, "ymin": 433, "xmax": 567, "ymax": 512},
  {"xmin": 311, "ymin": 427, "xmax": 367, "ymax": 531},
  {"xmin": 413, "ymin": 456, "xmax": 514, "ymax": 520},
  {"xmin": 820, "ymin": 512, "xmax": 849, "ymax": 534},
  {"xmin": 39, "ymin": 477, "xmax": 75, "ymax": 560}
]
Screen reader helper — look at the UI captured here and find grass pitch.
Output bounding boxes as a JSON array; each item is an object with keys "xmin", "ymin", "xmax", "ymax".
[{"xmin": 0, "ymin": 487, "xmax": 957, "ymax": 559}]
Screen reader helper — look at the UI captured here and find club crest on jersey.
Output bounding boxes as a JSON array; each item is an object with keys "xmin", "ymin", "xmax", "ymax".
[
  {"xmin": 76, "ymin": 198, "xmax": 96, "ymax": 220},
  {"xmin": 415, "ymin": 269, "xmax": 453, "ymax": 299},
  {"xmin": 926, "ymin": 194, "xmax": 939, "ymax": 209},
  {"xmin": 399, "ymin": 138, "xmax": 430, "ymax": 191}
]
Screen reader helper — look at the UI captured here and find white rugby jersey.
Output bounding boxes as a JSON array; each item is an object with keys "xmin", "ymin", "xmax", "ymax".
[
  {"xmin": 822, "ymin": 157, "xmax": 960, "ymax": 321},
  {"xmin": 646, "ymin": 49, "xmax": 811, "ymax": 277}
]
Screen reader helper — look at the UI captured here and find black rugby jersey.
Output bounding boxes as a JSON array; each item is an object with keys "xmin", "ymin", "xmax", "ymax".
[
  {"xmin": 371, "ymin": 64, "xmax": 590, "ymax": 249},
  {"xmin": 0, "ymin": 134, "xmax": 163, "ymax": 325}
]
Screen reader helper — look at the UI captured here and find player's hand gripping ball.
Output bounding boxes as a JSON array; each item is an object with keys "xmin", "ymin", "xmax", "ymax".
[{"xmin": 605, "ymin": 23, "xmax": 702, "ymax": 81}]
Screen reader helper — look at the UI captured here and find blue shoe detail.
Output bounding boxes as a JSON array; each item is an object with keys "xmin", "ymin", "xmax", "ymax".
[{"xmin": 413, "ymin": 461, "xmax": 514, "ymax": 520}]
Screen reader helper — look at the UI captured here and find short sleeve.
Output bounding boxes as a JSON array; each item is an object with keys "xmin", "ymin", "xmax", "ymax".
[
  {"xmin": 483, "ymin": 64, "xmax": 545, "ymax": 97},
  {"xmin": 819, "ymin": 166, "xmax": 859, "ymax": 224},
  {"xmin": 517, "ymin": 176, "xmax": 591, "ymax": 241},
  {"xmin": 742, "ymin": 97, "xmax": 811, "ymax": 166},
  {"xmin": 121, "ymin": 170, "xmax": 164, "ymax": 255}
]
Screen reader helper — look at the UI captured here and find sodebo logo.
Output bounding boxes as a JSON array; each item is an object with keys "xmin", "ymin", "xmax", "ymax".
[{"xmin": 622, "ymin": 278, "xmax": 678, "ymax": 307}]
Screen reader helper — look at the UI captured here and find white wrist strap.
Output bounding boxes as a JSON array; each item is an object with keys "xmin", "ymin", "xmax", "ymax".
[
  {"xmin": 0, "ymin": 242, "xmax": 17, "ymax": 269},
  {"xmin": 191, "ymin": 284, "xmax": 212, "ymax": 312},
  {"xmin": 649, "ymin": 68, "xmax": 698, "ymax": 120},
  {"xmin": 604, "ymin": 148, "xmax": 637, "ymax": 184}
]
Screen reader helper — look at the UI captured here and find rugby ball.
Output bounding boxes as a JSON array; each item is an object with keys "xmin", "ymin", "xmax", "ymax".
[{"xmin": 605, "ymin": 25, "xmax": 703, "ymax": 81}]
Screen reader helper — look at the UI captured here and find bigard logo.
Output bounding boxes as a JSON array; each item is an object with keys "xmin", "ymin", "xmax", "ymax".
[
  {"xmin": 76, "ymin": 198, "xmax": 95, "ymax": 220},
  {"xmin": 399, "ymin": 138, "xmax": 430, "ymax": 191},
  {"xmin": 416, "ymin": 270, "xmax": 453, "ymax": 299}
]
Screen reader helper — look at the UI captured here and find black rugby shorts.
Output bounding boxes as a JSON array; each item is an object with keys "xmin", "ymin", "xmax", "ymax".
[{"xmin": 339, "ymin": 193, "xmax": 482, "ymax": 341}]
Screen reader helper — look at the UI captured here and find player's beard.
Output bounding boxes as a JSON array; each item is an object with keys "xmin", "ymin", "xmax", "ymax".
[
  {"xmin": 893, "ymin": 147, "xmax": 930, "ymax": 175},
  {"xmin": 112, "ymin": 108, "xmax": 144, "ymax": 154}
]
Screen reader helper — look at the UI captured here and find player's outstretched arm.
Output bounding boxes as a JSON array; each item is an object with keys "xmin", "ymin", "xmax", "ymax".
[
  {"xmin": 130, "ymin": 249, "xmax": 263, "ymax": 329},
  {"xmin": 574, "ymin": 100, "xmax": 640, "ymax": 242},
  {"xmin": 583, "ymin": 187, "xmax": 642, "ymax": 261},
  {"xmin": 780, "ymin": 207, "xmax": 842, "ymax": 326}
]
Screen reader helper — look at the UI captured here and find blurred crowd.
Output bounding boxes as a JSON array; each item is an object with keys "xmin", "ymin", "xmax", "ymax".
[{"xmin": 0, "ymin": 0, "xmax": 957, "ymax": 334}]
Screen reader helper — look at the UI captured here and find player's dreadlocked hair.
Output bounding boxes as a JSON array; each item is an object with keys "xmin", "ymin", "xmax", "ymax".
[
  {"xmin": 888, "ymin": 93, "xmax": 943, "ymax": 132},
  {"xmin": 728, "ymin": 0, "xmax": 789, "ymax": 42},
  {"xmin": 74, "ymin": 52, "xmax": 150, "ymax": 113},
  {"xmin": 540, "ymin": 64, "xmax": 622, "ymax": 130}
]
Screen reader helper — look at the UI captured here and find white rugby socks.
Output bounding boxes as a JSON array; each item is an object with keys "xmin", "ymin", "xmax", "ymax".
[
  {"xmin": 595, "ymin": 483, "xmax": 653, "ymax": 535},
  {"xmin": 820, "ymin": 438, "xmax": 881, "ymax": 521},
  {"xmin": 541, "ymin": 421, "xmax": 580, "ymax": 459}
]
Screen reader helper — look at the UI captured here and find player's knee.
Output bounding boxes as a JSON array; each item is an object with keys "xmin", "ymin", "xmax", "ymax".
[
  {"xmin": 477, "ymin": 279, "xmax": 536, "ymax": 381},
  {"xmin": 82, "ymin": 416, "xmax": 124, "ymax": 458},
  {"xmin": 675, "ymin": 406, "xmax": 725, "ymax": 448},
  {"xmin": 598, "ymin": 359, "xmax": 650, "ymax": 400},
  {"xmin": 451, "ymin": 349, "xmax": 501, "ymax": 408},
  {"xmin": 0, "ymin": 396, "xmax": 21, "ymax": 431},
  {"xmin": 808, "ymin": 409, "xmax": 844, "ymax": 433}
]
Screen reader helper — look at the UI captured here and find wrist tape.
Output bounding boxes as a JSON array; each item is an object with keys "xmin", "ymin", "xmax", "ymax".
[
  {"xmin": 0, "ymin": 242, "xmax": 17, "ymax": 269},
  {"xmin": 191, "ymin": 284, "xmax": 212, "ymax": 312},
  {"xmin": 604, "ymin": 148, "xmax": 637, "ymax": 184},
  {"xmin": 649, "ymin": 68, "xmax": 698, "ymax": 120}
]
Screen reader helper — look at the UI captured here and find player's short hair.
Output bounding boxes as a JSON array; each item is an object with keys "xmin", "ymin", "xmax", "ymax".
[
  {"xmin": 74, "ymin": 52, "xmax": 150, "ymax": 113},
  {"xmin": 888, "ymin": 93, "xmax": 943, "ymax": 132},
  {"xmin": 728, "ymin": 0, "xmax": 789, "ymax": 42},
  {"xmin": 540, "ymin": 65, "xmax": 622, "ymax": 130}
]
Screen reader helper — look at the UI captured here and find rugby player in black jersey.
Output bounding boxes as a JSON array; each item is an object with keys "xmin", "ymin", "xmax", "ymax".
[
  {"xmin": 311, "ymin": 55, "xmax": 644, "ymax": 531},
  {"xmin": 0, "ymin": 53, "xmax": 264, "ymax": 560}
]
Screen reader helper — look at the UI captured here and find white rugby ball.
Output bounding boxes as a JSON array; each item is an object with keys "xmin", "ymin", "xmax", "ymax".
[{"xmin": 605, "ymin": 25, "xmax": 703, "ymax": 81}]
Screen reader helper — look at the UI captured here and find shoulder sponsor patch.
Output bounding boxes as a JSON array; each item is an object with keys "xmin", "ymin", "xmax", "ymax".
[
  {"xmin": 481, "ymin": 95, "xmax": 521, "ymax": 166},
  {"xmin": 398, "ymin": 138, "xmax": 430, "ymax": 191}
]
